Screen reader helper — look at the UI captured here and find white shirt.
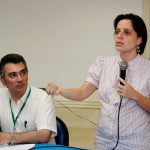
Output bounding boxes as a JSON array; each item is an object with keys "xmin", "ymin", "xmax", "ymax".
[
  {"xmin": 86, "ymin": 54, "xmax": 150, "ymax": 150},
  {"xmin": 0, "ymin": 86, "xmax": 57, "ymax": 143}
]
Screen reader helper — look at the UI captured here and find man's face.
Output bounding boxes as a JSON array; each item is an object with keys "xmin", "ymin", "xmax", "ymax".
[{"xmin": 1, "ymin": 62, "xmax": 28, "ymax": 99}]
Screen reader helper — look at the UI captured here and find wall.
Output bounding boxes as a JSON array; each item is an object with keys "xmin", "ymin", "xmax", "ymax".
[
  {"xmin": 0, "ymin": 0, "xmax": 143, "ymax": 129},
  {"xmin": 142, "ymin": 0, "xmax": 150, "ymax": 58},
  {"xmin": 0, "ymin": 0, "xmax": 143, "ymax": 108}
]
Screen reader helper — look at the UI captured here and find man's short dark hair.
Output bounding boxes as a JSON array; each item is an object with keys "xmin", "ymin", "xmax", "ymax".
[{"xmin": 0, "ymin": 53, "xmax": 28, "ymax": 78}]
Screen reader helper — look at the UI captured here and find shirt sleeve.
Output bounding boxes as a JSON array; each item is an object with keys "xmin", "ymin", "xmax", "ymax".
[
  {"xmin": 86, "ymin": 55, "xmax": 105, "ymax": 88},
  {"xmin": 36, "ymin": 94, "xmax": 57, "ymax": 137}
]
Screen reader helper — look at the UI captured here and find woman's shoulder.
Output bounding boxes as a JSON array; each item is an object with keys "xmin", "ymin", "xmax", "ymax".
[
  {"xmin": 96, "ymin": 55, "xmax": 119, "ymax": 64},
  {"xmin": 139, "ymin": 55, "xmax": 150, "ymax": 66}
]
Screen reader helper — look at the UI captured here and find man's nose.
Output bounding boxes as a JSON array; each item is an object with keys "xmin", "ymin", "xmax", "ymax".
[{"xmin": 16, "ymin": 74, "xmax": 23, "ymax": 81}]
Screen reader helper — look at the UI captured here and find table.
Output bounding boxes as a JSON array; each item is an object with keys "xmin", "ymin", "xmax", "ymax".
[
  {"xmin": 32, "ymin": 143, "xmax": 90, "ymax": 150},
  {"xmin": 0, "ymin": 143, "xmax": 90, "ymax": 150}
]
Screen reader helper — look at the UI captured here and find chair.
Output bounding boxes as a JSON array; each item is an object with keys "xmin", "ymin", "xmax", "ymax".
[
  {"xmin": 55, "ymin": 116, "xmax": 69, "ymax": 146},
  {"xmin": 39, "ymin": 88, "xmax": 69, "ymax": 145}
]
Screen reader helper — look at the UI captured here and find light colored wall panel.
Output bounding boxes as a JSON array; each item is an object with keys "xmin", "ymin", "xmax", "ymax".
[{"xmin": 0, "ymin": 0, "xmax": 142, "ymax": 103}]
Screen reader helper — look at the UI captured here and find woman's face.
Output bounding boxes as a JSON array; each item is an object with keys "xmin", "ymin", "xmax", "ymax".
[{"xmin": 114, "ymin": 19, "xmax": 142, "ymax": 55}]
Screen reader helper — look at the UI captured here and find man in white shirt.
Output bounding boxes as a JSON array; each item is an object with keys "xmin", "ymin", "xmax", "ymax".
[{"xmin": 0, "ymin": 53, "xmax": 57, "ymax": 144}]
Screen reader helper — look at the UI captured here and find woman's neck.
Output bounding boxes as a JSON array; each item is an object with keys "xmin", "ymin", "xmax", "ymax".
[{"xmin": 120, "ymin": 52, "xmax": 138, "ymax": 62}]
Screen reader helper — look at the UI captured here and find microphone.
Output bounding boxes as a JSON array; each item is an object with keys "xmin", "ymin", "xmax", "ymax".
[
  {"xmin": 113, "ymin": 61, "xmax": 128, "ymax": 150},
  {"xmin": 119, "ymin": 61, "xmax": 128, "ymax": 85}
]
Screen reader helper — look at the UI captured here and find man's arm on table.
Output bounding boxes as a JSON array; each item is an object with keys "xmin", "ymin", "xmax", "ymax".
[{"xmin": 0, "ymin": 129, "xmax": 51, "ymax": 144}]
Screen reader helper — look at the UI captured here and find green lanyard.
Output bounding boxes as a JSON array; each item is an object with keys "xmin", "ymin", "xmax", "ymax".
[{"xmin": 9, "ymin": 87, "xmax": 31, "ymax": 129}]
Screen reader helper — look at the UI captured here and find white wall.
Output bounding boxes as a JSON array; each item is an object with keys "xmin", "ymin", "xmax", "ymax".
[{"xmin": 0, "ymin": 0, "xmax": 142, "ymax": 102}]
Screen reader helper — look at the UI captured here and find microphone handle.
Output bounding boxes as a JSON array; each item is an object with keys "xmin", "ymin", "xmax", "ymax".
[{"xmin": 120, "ymin": 70, "xmax": 126, "ymax": 85}]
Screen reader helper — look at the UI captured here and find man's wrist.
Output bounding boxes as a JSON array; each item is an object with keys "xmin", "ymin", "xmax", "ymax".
[{"xmin": 10, "ymin": 133, "xmax": 15, "ymax": 145}]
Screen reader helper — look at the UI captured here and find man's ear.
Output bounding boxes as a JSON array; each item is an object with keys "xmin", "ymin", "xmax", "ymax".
[{"xmin": 0, "ymin": 77, "xmax": 7, "ymax": 86}]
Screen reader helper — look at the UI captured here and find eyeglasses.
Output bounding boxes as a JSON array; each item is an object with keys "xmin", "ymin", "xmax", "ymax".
[{"xmin": 5, "ymin": 69, "xmax": 28, "ymax": 79}]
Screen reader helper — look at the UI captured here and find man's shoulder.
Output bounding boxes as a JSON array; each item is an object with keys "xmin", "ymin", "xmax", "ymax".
[
  {"xmin": 29, "ymin": 86, "xmax": 53, "ymax": 107},
  {"xmin": 0, "ymin": 88, "xmax": 9, "ymax": 104},
  {"xmin": 30, "ymin": 86, "xmax": 47, "ymax": 94},
  {"xmin": 29, "ymin": 86, "xmax": 49, "ymax": 99},
  {"xmin": 0, "ymin": 87, "xmax": 8, "ymax": 94}
]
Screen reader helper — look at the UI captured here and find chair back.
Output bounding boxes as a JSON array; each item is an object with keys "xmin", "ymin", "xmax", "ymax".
[
  {"xmin": 55, "ymin": 117, "xmax": 69, "ymax": 146},
  {"xmin": 39, "ymin": 88, "xmax": 69, "ymax": 146}
]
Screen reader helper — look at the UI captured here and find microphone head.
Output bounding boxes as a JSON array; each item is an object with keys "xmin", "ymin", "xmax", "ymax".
[{"xmin": 119, "ymin": 61, "xmax": 128, "ymax": 70}]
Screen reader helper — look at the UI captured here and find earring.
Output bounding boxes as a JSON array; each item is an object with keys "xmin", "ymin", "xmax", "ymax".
[{"xmin": 137, "ymin": 45, "xmax": 140, "ymax": 53}]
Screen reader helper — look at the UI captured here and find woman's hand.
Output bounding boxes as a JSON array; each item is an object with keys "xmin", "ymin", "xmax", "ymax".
[
  {"xmin": 117, "ymin": 77, "xmax": 150, "ymax": 113},
  {"xmin": 45, "ymin": 82, "xmax": 61, "ymax": 95},
  {"xmin": 117, "ymin": 77, "xmax": 138, "ymax": 100}
]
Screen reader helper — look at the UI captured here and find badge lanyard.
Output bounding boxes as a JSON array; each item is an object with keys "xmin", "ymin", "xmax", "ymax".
[{"xmin": 9, "ymin": 87, "xmax": 31, "ymax": 132}]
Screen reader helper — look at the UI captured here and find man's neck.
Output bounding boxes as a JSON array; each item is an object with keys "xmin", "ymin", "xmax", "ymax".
[
  {"xmin": 10, "ymin": 92, "xmax": 26, "ymax": 103},
  {"xmin": 11, "ymin": 95, "xmax": 23, "ymax": 103}
]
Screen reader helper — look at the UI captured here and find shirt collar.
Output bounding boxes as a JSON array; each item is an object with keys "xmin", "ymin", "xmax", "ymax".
[
  {"xmin": 128, "ymin": 54, "xmax": 141, "ymax": 66},
  {"xmin": 127, "ymin": 54, "xmax": 141, "ymax": 72},
  {"xmin": 117, "ymin": 54, "xmax": 141, "ymax": 69},
  {"xmin": 20, "ymin": 86, "xmax": 30, "ymax": 103}
]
